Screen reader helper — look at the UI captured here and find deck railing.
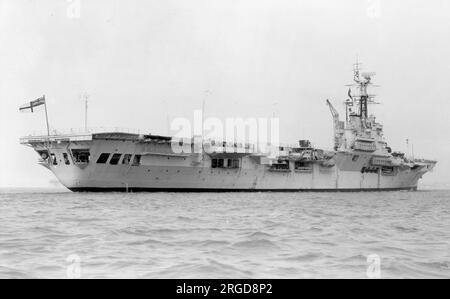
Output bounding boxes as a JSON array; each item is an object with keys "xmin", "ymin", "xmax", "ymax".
[{"xmin": 23, "ymin": 127, "xmax": 143, "ymax": 137}]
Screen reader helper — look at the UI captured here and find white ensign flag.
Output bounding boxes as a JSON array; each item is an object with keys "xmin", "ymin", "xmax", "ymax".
[{"xmin": 19, "ymin": 96, "xmax": 46, "ymax": 113}]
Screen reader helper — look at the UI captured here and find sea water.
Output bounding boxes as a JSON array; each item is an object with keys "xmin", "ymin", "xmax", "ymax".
[{"xmin": 0, "ymin": 189, "xmax": 449, "ymax": 278}]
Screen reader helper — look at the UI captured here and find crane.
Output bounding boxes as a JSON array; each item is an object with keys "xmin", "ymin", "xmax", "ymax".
[{"xmin": 326, "ymin": 99, "xmax": 345, "ymax": 151}]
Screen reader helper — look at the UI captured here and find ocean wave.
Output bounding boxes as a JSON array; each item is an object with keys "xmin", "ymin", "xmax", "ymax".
[
  {"xmin": 155, "ymin": 260, "xmax": 252, "ymax": 278},
  {"xmin": 382, "ymin": 261, "xmax": 450, "ymax": 279},
  {"xmin": 245, "ymin": 231, "xmax": 276, "ymax": 239},
  {"xmin": 170, "ymin": 239, "xmax": 231, "ymax": 248},
  {"xmin": 176, "ymin": 216, "xmax": 199, "ymax": 222},
  {"xmin": 416, "ymin": 261, "xmax": 450, "ymax": 270},
  {"xmin": 126, "ymin": 238, "xmax": 168, "ymax": 246},
  {"xmin": 232, "ymin": 239, "xmax": 279, "ymax": 250},
  {"xmin": 339, "ymin": 254, "xmax": 368, "ymax": 263},
  {"xmin": 0, "ymin": 266, "xmax": 33, "ymax": 279},
  {"xmin": 392, "ymin": 225, "xmax": 419, "ymax": 233},
  {"xmin": 1, "ymin": 190, "xmax": 449, "ymax": 278},
  {"xmin": 197, "ymin": 240, "xmax": 231, "ymax": 247},
  {"xmin": 285, "ymin": 252, "xmax": 323, "ymax": 262}
]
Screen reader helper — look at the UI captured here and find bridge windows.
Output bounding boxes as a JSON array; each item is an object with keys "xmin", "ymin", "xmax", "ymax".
[
  {"xmin": 96, "ymin": 153, "xmax": 110, "ymax": 164},
  {"xmin": 109, "ymin": 153, "xmax": 122, "ymax": 165},
  {"xmin": 63, "ymin": 153, "xmax": 70, "ymax": 165}
]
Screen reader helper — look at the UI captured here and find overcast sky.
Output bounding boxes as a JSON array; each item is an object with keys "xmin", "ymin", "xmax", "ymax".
[{"xmin": 1, "ymin": 0, "xmax": 449, "ymax": 188}]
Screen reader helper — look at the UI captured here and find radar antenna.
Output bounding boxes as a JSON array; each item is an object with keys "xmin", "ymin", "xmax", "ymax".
[{"xmin": 346, "ymin": 61, "xmax": 379, "ymax": 128}]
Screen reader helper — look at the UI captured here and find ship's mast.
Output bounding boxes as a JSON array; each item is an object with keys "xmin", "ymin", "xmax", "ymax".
[
  {"xmin": 84, "ymin": 93, "xmax": 89, "ymax": 133},
  {"xmin": 346, "ymin": 61, "xmax": 378, "ymax": 129}
]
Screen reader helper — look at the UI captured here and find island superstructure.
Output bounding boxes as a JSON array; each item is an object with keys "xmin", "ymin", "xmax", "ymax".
[{"xmin": 20, "ymin": 65, "xmax": 436, "ymax": 192}]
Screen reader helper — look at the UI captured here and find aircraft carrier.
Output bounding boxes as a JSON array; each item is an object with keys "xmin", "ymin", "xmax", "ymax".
[{"xmin": 20, "ymin": 65, "xmax": 437, "ymax": 192}]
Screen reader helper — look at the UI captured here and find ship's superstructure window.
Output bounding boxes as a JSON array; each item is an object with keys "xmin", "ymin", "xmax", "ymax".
[
  {"xmin": 110, "ymin": 154, "xmax": 122, "ymax": 165},
  {"xmin": 271, "ymin": 160, "xmax": 290, "ymax": 170},
  {"xmin": 63, "ymin": 153, "xmax": 70, "ymax": 165},
  {"xmin": 211, "ymin": 158, "xmax": 240, "ymax": 169},
  {"xmin": 37, "ymin": 150, "xmax": 49, "ymax": 162},
  {"xmin": 71, "ymin": 149, "xmax": 90, "ymax": 164},
  {"xmin": 217, "ymin": 159, "xmax": 224, "ymax": 168},
  {"xmin": 294, "ymin": 161, "xmax": 312, "ymax": 170},
  {"xmin": 227, "ymin": 159, "xmax": 233, "ymax": 168},
  {"xmin": 132, "ymin": 155, "xmax": 141, "ymax": 166},
  {"xmin": 50, "ymin": 153, "xmax": 58, "ymax": 165},
  {"xmin": 96, "ymin": 153, "xmax": 110, "ymax": 164},
  {"xmin": 295, "ymin": 161, "xmax": 304, "ymax": 169},
  {"xmin": 232, "ymin": 159, "xmax": 240, "ymax": 168},
  {"xmin": 211, "ymin": 159, "xmax": 218, "ymax": 168},
  {"xmin": 381, "ymin": 166, "xmax": 395, "ymax": 175},
  {"xmin": 122, "ymin": 154, "xmax": 132, "ymax": 165},
  {"xmin": 228, "ymin": 159, "xmax": 240, "ymax": 168},
  {"xmin": 361, "ymin": 167, "xmax": 379, "ymax": 174}
]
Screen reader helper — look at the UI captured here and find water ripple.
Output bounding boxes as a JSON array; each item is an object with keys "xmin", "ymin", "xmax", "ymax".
[{"xmin": 0, "ymin": 189, "xmax": 449, "ymax": 278}]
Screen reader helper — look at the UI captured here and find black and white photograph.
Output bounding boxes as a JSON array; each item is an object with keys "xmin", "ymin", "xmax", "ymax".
[{"xmin": 0, "ymin": 0, "xmax": 449, "ymax": 282}]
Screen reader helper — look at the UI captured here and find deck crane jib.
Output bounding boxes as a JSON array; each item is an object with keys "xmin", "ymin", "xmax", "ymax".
[{"xmin": 326, "ymin": 99, "xmax": 345, "ymax": 151}]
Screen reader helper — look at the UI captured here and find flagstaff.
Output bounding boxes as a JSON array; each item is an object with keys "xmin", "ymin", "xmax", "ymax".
[{"xmin": 43, "ymin": 95, "xmax": 50, "ymax": 137}]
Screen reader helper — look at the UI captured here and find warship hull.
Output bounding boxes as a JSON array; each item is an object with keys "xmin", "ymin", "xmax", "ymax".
[
  {"xmin": 19, "ymin": 66, "xmax": 437, "ymax": 191},
  {"xmin": 20, "ymin": 132, "xmax": 434, "ymax": 192}
]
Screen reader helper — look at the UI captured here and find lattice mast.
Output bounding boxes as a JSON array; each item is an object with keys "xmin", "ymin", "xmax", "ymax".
[{"xmin": 346, "ymin": 61, "xmax": 379, "ymax": 129}]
